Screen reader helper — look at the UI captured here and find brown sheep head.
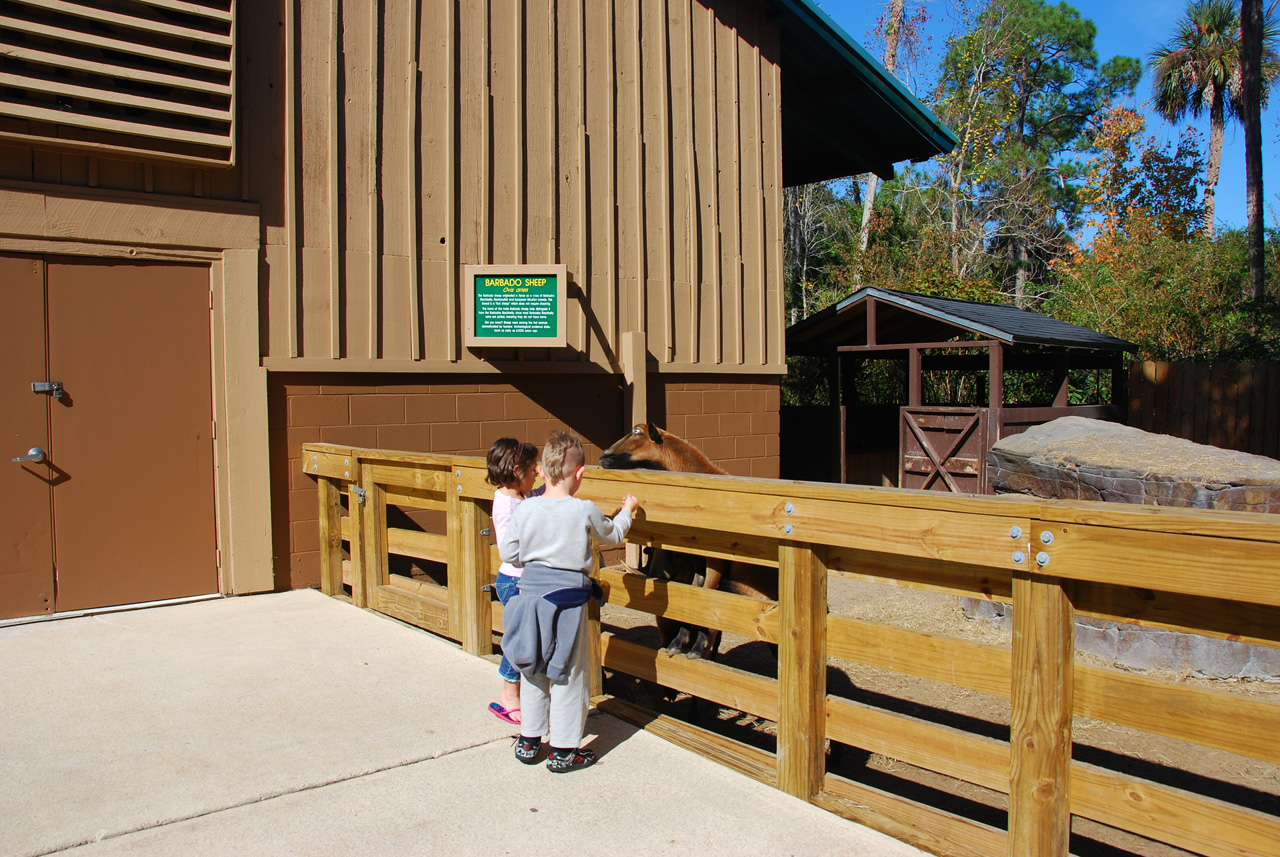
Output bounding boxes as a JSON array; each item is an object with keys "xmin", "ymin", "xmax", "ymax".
[{"xmin": 599, "ymin": 423, "xmax": 724, "ymax": 475}]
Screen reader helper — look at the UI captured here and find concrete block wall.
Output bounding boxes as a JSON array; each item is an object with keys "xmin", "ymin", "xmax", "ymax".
[
  {"xmin": 269, "ymin": 373, "xmax": 781, "ymax": 590},
  {"xmin": 654, "ymin": 380, "xmax": 781, "ymax": 478}
]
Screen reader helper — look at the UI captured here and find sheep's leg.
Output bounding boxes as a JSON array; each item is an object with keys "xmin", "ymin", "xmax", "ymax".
[
  {"xmin": 702, "ymin": 558, "xmax": 726, "ymax": 591},
  {"xmin": 686, "ymin": 628, "xmax": 721, "ymax": 660},
  {"xmin": 656, "ymin": 616, "xmax": 680, "ymax": 650},
  {"xmin": 664, "ymin": 624, "xmax": 693, "ymax": 655},
  {"xmin": 677, "ymin": 559, "xmax": 725, "ymax": 659}
]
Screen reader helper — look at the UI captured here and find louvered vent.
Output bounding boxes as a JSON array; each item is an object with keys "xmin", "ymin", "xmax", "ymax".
[{"xmin": 0, "ymin": 0, "xmax": 235, "ymax": 166}]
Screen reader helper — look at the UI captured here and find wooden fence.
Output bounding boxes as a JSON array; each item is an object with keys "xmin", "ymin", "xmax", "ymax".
[
  {"xmin": 302, "ymin": 441, "xmax": 1280, "ymax": 857},
  {"xmin": 1129, "ymin": 361, "xmax": 1280, "ymax": 459}
]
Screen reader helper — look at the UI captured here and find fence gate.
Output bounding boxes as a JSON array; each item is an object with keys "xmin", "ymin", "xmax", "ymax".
[{"xmin": 899, "ymin": 406, "xmax": 990, "ymax": 494}]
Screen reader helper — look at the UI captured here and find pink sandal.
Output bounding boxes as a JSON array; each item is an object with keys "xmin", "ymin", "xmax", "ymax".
[{"xmin": 488, "ymin": 702, "xmax": 521, "ymax": 725}]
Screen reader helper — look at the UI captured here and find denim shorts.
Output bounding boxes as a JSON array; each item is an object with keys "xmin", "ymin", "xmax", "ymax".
[
  {"xmin": 495, "ymin": 572, "xmax": 521, "ymax": 683},
  {"xmin": 494, "ymin": 572, "xmax": 520, "ymax": 607}
]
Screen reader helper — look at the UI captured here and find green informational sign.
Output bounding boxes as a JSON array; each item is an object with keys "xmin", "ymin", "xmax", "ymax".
[
  {"xmin": 473, "ymin": 274, "xmax": 558, "ymax": 339},
  {"xmin": 463, "ymin": 264, "xmax": 568, "ymax": 348}
]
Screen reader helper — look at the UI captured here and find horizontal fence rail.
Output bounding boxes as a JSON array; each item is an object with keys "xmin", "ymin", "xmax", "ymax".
[{"xmin": 302, "ymin": 442, "xmax": 1280, "ymax": 857}]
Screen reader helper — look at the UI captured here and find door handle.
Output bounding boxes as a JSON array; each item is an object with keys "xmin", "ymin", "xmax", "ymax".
[
  {"xmin": 12, "ymin": 447, "xmax": 46, "ymax": 464},
  {"xmin": 31, "ymin": 381, "xmax": 63, "ymax": 399}
]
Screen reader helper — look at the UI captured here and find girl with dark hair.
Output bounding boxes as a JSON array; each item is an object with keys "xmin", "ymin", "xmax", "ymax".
[{"xmin": 485, "ymin": 437, "xmax": 542, "ymax": 724}]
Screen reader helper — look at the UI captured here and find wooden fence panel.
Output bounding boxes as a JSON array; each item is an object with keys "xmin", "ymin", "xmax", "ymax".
[
  {"xmin": 1269, "ymin": 363, "xmax": 1280, "ymax": 455},
  {"xmin": 816, "ymin": 777, "xmax": 1008, "ymax": 857},
  {"xmin": 1071, "ymin": 763, "xmax": 1280, "ymax": 857},
  {"xmin": 1131, "ymin": 361, "xmax": 1280, "ymax": 459},
  {"xmin": 375, "ymin": 583, "xmax": 450, "ymax": 635},
  {"xmin": 303, "ymin": 442, "xmax": 1280, "ymax": 857},
  {"xmin": 597, "ymin": 566, "xmax": 779, "ymax": 642},
  {"xmin": 1179, "ymin": 361, "xmax": 1197, "ymax": 440},
  {"xmin": 1193, "ymin": 363, "xmax": 1212, "ymax": 444},
  {"xmin": 825, "ymin": 695, "xmax": 1010, "ymax": 792}
]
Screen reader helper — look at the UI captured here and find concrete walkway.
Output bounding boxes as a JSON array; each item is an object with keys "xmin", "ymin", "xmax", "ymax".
[{"xmin": 0, "ymin": 589, "xmax": 927, "ymax": 857}]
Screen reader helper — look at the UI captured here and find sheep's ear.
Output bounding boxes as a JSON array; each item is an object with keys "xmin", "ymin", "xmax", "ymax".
[{"xmin": 648, "ymin": 423, "xmax": 662, "ymax": 444}]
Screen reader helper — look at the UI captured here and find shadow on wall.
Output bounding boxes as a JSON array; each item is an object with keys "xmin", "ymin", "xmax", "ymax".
[
  {"xmin": 269, "ymin": 371, "xmax": 780, "ymax": 592},
  {"xmin": 268, "ymin": 372, "xmax": 628, "ymax": 592}
]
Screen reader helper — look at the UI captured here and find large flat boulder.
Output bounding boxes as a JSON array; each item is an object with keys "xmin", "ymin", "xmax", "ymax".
[
  {"xmin": 978, "ymin": 416, "xmax": 1280, "ymax": 680},
  {"xmin": 986, "ymin": 416, "xmax": 1280, "ymax": 512}
]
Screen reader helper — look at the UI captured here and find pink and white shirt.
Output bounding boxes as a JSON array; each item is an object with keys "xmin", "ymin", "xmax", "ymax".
[{"xmin": 491, "ymin": 486, "xmax": 544, "ymax": 578}]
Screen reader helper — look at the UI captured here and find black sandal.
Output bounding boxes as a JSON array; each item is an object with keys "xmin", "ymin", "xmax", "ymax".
[
  {"xmin": 514, "ymin": 735, "xmax": 542, "ymax": 764},
  {"xmin": 546, "ymin": 746, "xmax": 596, "ymax": 773}
]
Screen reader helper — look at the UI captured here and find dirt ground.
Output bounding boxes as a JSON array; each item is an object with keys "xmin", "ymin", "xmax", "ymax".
[{"xmin": 597, "ymin": 570, "xmax": 1280, "ymax": 857}]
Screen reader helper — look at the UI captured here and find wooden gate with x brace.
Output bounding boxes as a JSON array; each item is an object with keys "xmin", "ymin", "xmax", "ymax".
[{"xmin": 899, "ymin": 406, "xmax": 991, "ymax": 494}]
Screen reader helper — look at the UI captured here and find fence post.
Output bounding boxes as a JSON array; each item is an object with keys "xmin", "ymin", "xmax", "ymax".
[
  {"xmin": 1009, "ymin": 568, "xmax": 1074, "ymax": 857},
  {"xmin": 587, "ymin": 548, "xmax": 604, "ymax": 698},
  {"xmin": 352, "ymin": 461, "xmax": 387, "ymax": 609},
  {"xmin": 587, "ymin": 599, "xmax": 603, "ymax": 698},
  {"xmin": 776, "ymin": 540, "xmax": 828, "ymax": 800},
  {"xmin": 317, "ymin": 477, "xmax": 344, "ymax": 596},
  {"xmin": 447, "ymin": 467, "xmax": 493, "ymax": 655},
  {"xmin": 346, "ymin": 472, "xmax": 368, "ymax": 607}
]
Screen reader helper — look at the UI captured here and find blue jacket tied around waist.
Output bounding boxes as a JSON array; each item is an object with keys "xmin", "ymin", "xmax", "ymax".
[{"xmin": 500, "ymin": 563, "xmax": 603, "ymax": 682}]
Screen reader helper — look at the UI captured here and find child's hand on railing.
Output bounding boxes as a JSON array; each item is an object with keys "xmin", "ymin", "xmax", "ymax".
[{"xmin": 621, "ymin": 493, "xmax": 640, "ymax": 515}]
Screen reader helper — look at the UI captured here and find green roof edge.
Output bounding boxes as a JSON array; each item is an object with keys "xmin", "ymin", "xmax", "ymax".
[{"xmin": 779, "ymin": 0, "xmax": 959, "ymax": 157}]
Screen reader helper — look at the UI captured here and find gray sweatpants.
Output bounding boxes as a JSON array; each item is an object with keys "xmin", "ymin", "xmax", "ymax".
[{"xmin": 518, "ymin": 608, "xmax": 589, "ymax": 749}]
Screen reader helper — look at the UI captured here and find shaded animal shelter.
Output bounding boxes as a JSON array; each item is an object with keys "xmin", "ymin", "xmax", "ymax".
[{"xmin": 782, "ymin": 287, "xmax": 1136, "ymax": 493}]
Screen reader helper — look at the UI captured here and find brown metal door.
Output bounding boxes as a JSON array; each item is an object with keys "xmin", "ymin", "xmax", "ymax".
[
  {"xmin": 1, "ymin": 257, "xmax": 56, "ymax": 619},
  {"xmin": 46, "ymin": 259, "xmax": 218, "ymax": 611}
]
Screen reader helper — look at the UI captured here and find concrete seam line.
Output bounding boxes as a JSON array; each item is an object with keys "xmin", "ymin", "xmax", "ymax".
[{"xmin": 27, "ymin": 736, "xmax": 519, "ymax": 857}]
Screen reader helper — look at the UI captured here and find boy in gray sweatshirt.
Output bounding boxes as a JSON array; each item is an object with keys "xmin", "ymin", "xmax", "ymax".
[{"xmin": 498, "ymin": 430, "xmax": 639, "ymax": 773}]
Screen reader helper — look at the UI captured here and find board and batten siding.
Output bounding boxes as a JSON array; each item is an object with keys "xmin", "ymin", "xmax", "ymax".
[
  {"xmin": 0, "ymin": 0, "xmax": 785, "ymax": 375},
  {"xmin": 255, "ymin": 0, "xmax": 785, "ymax": 373}
]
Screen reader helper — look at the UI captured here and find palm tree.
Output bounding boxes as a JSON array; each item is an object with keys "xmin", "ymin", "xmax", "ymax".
[
  {"xmin": 1242, "ymin": 0, "xmax": 1271, "ymax": 303},
  {"xmin": 1149, "ymin": 0, "xmax": 1248, "ymax": 238}
]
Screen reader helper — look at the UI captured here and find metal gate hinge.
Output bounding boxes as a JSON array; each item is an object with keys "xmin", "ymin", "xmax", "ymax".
[{"xmin": 351, "ymin": 486, "xmax": 367, "ymax": 504}]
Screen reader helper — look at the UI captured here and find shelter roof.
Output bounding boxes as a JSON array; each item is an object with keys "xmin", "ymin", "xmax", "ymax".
[
  {"xmin": 786, "ymin": 287, "xmax": 1137, "ymax": 353},
  {"xmin": 770, "ymin": 0, "xmax": 957, "ymax": 185}
]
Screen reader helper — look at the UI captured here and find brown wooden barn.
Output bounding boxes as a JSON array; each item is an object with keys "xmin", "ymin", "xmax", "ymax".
[
  {"xmin": 783, "ymin": 287, "xmax": 1136, "ymax": 492},
  {"xmin": 0, "ymin": 0, "xmax": 953, "ymax": 620}
]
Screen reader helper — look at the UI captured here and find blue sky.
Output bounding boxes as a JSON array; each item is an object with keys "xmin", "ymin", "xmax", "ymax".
[{"xmin": 817, "ymin": 0, "xmax": 1271, "ymax": 232}]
